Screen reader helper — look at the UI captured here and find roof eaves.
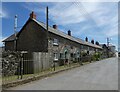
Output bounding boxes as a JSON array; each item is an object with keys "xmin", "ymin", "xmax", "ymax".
[{"xmin": 32, "ymin": 19, "xmax": 102, "ymax": 49}]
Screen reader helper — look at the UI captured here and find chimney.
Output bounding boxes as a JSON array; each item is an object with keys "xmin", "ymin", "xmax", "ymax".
[
  {"xmin": 95, "ymin": 41, "xmax": 99, "ymax": 45},
  {"xmin": 30, "ymin": 11, "xmax": 36, "ymax": 19},
  {"xmin": 91, "ymin": 39, "xmax": 94, "ymax": 44},
  {"xmin": 53, "ymin": 25, "xmax": 57, "ymax": 29},
  {"xmin": 68, "ymin": 30, "xmax": 71, "ymax": 36},
  {"xmin": 85, "ymin": 37, "xmax": 88, "ymax": 42}
]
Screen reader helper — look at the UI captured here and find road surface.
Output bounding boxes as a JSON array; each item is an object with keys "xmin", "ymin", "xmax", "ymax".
[{"xmin": 8, "ymin": 57, "xmax": 118, "ymax": 90}]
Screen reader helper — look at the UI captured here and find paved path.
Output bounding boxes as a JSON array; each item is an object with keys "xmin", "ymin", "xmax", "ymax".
[{"xmin": 8, "ymin": 58, "xmax": 118, "ymax": 90}]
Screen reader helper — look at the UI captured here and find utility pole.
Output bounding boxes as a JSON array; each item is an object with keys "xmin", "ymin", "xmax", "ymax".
[
  {"xmin": 14, "ymin": 15, "xmax": 17, "ymax": 51},
  {"xmin": 46, "ymin": 6, "xmax": 49, "ymax": 51},
  {"xmin": 107, "ymin": 37, "xmax": 110, "ymax": 58},
  {"xmin": 44, "ymin": 6, "xmax": 49, "ymax": 71},
  {"xmin": 46, "ymin": 6, "xmax": 53, "ymax": 70},
  {"xmin": 107, "ymin": 37, "xmax": 110, "ymax": 47}
]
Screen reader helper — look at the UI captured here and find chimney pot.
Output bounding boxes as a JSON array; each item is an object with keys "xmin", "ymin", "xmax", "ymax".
[
  {"xmin": 91, "ymin": 39, "xmax": 94, "ymax": 44},
  {"xmin": 30, "ymin": 11, "xmax": 36, "ymax": 19},
  {"xmin": 95, "ymin": 41, "xmax": 99, "ymax": 45},
  {"xmin": 68, "ymin": 30, "xmax": 71, "ymax": 36},
  {"xmin": 85, "ymin": 37, "xmax": 88, "ymax": 42},
  {"xmin": 53, "ymin": 25, "xmax": 57, "ymax": 29}
]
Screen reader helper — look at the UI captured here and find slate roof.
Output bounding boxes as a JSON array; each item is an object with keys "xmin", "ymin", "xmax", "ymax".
[
  {"xmin": 3, "ymin": 18, "xmax": 102, "ymax": 49},
  {"xmin": 2, "ymin": 33, "xmax": 18, "ymax": 42}
]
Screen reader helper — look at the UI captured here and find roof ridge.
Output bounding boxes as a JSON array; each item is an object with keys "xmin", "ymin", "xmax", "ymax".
[
  {"xmin": 32, "ymin": 19, "xmax": 101, "ymax": 49},
  {"xmin": 32, "ymin": 19, "xmax": 84, "ymax": 41},
  {"xmin": 3, "ymin": 18, "xmax": 102, "ymax": 49}
]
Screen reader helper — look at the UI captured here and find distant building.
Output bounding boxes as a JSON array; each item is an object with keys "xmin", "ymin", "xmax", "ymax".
[
  {"xmin": 108, "ymin": 44, "xmax": 116, "ymax": 57},
  {"xmin": 100, "ymin": 44, "xmax": 116, "ymax": 58},
  {"xmin": 109, "ymin": 44, "xmax": 116, "ymax": 54},
  {"xmin": 0, "ymin": 46, "xmax": 5, "ymax": 52},
  {"xmin": 100, "ymin": 44, "xmax": 108, "ymax": 58}
]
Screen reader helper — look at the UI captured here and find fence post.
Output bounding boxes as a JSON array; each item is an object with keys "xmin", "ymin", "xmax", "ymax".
[
  {"xmin": 53, "ymin": 61, "xmax": 55, "ymax": 71},
  {"xmin": 17, "ymin": 61, "xmax": 20, "ymax": 79},
  {"xmin": 80, "ymin": 57, "xmax": 83, "ymax": 65},
  {"xmin": 20, "ymin": 51, "xmax": 27, "ymax": 79},
  {"xmin": 20, "ymin": 53, "xmax": 23, "ymax": 79}
]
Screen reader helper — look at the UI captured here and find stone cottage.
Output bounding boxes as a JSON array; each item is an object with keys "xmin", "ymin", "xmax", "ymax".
[{"xmin": 3, "ymin": 12, "xmax": 102, "ymax": 74}]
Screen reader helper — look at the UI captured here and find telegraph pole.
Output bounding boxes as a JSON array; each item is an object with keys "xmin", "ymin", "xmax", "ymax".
[
  {"xmin": 46, "ymin": 6, "xmax": 49, "ymax": 52},
  {"xmin": 43, "ymin": 6, "xmax": 49, "ymax": 71},
  {"xmin": 46, "ymin": 6, "xmax": 55, "ymax": 71},
  {"xmin": 107, "ymin": 37, "xmax": 110, "ymax": 58},
  {"xmin": 107, "ymin": 37, "xmax": 110, "ymax": 47}
]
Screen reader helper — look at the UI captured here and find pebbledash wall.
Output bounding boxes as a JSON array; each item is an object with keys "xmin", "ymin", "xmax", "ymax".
[{"xmin": 3, "ymin": 12, "xmax": 102, "ymax": 74}]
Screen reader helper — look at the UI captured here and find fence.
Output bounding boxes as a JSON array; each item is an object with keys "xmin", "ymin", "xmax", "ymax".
[
  {"xmin": 2, "ymin": 51, "xmax": 50, "ymax": 84},
  {"xmin": 2, "ymin": 51, "xmax": 102, "ymax": 85},
  {"xmin": 33, "ymin": 52, "xmax": 50, "ymax": 73}
]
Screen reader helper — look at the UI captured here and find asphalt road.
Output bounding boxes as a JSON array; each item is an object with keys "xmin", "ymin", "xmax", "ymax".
[{"xmin": 8, "ymin": 57, "xmax": 118, "ymax": 90}]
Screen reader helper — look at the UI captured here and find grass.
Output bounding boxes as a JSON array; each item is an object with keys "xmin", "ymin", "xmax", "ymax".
[
  {"xmin": 2, "ymin": 62, "xmax": 80, "ymax": 84},
  {"xmin": 2, "ymin": 60, "xmax": 99, "ymax": 85}
]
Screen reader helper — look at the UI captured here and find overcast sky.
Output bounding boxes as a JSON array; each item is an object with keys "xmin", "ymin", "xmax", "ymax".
[{"xmin": 1, "ymin": 1, "xmax": 118, "ymax": 50}]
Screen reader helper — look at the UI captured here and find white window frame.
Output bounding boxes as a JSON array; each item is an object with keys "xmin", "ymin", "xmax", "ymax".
[
  {"xmin": 81, "ymin": 45, "xmax": 83, "ymax": 49},
  {"xmin": 54, "ymin": 53, "xmax": 58, "ymax": 61},
  {"xmin": 88, "ymin": 47, "xmax": 89, "ymax": 51},
  {"xmin": 53, "ymin": 38, "xmax": 58, "ymax": 45}
]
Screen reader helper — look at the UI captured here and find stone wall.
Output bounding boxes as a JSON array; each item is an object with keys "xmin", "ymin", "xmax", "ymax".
[
  {"xmin": 2, "ymin": 51, "xmax": 21, "ymax": 76},
  {"xmin": 48, "ymin": 31, "xmax": 102, "ymax": 65},
  {"xmin": 48, "ymin": 32, "xmax": 81, "ymax": 65}
]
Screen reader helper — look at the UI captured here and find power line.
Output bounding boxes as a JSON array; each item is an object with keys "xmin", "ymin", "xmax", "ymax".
[
  {"xmin": 49, "ymin": 2, "xmax": 74, "ymax": 18},
  {"xmin": 47, "ymin": 2, "xmax": 101, "ymax": 40},
  {"xmin": 74, "ymin": 1, "xmax": 100, "ymax": 29},
  {"xmin": 48, "ymin": 3, "xmax": 73, "ymax": 31},
  {"xmin": 48, "ymin": 2, "xmax": 89, "ymax": 34}
]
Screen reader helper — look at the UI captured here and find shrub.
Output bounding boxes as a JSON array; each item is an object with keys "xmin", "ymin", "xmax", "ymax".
[
  {"xmin": 59, "ymin": 59, "xmax": 64, "ymax": 66},
  {"xmin": 92, "ymin": 52, "xmax": 101, "ymax": 61},
  {"xmin": 81, "ymin": 51, "xmax": 87, "ymax": 57}
]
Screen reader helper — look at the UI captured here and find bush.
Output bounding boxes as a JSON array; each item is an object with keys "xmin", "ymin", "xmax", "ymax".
[
  {"xmin": 81, "ymin": 52, "xmax": 87, "ymax": 57},
  {"xmin": 73, "ymin": 60, "xmax": 77, "ymax": 63},
  {"xmin": 92, "ymin": 52, "xmax": 101, "ymax": 61},
  {"xmin": 59, "ymin": 59, "xmax": 64, "ymax": 66}
]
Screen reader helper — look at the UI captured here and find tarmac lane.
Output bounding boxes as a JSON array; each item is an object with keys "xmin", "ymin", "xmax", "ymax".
[{"xmin": 7, "ymin": 57, "xmax": 118, "ymax": 90}]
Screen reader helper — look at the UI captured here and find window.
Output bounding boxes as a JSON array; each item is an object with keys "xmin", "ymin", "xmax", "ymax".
[
  {"xmin": 74, "ymin": 53, "xmax": 76, "ymax": 58},
  {"xmin": 89, "ymin": 47, "xmax": 92, "ymax": 50},
  {"xmin": 88, "ymin": 47, "xmax": 89, "ymax": 50},
  {"xmin": 84, "ymin": 46, "xmax": 87, "ymax": 49},
  {"xmin": 77, "ymin": 51, "xmax": 80, "ymax": 58},
  {"xmin": 71, "ymin": 53, "xmax": 73, "ymax": 58},
  {"xmin": 81, "ymin": 45, "xmax": 83, "ymax": 49},
  {"xmin": 54, "ymin": 53, "xmax": 58, "ymax": 61},
  {"xmin": 71, "ymin": 46, "xmax": 73, "ymax": 49},
  {"xmin": 53, "ymin": 38, "xmax": 58, "ymax": 45},
  {"xmin": 60, "ymin": 53, "xmax": 63, "ymax": 59}
]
